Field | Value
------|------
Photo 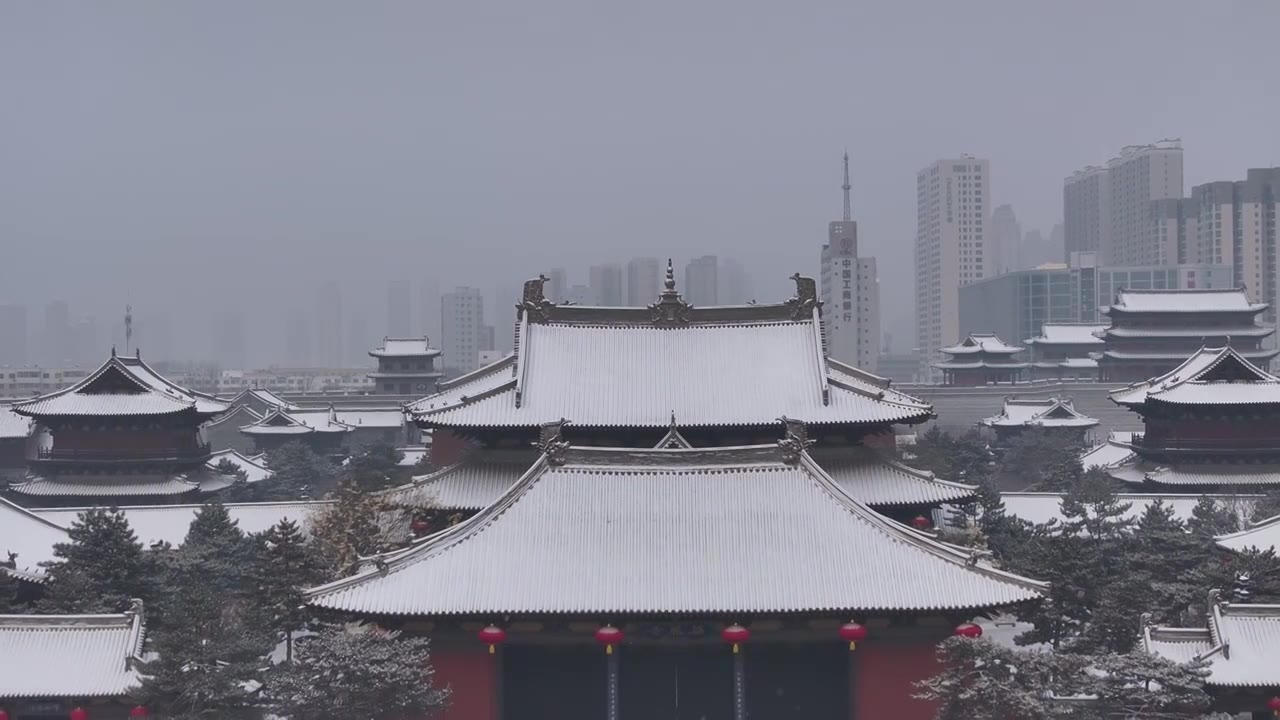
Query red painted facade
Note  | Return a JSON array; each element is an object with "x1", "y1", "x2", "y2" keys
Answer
[
  {"x1": 432, "y1": 644, "x2": 498, "y2": 720},
  {"x1": 429, "y1": 429, "x2": 474, "y2": 467},
  {"x1": 854, "y1": 640, "x2": 942, "y2": 720}
]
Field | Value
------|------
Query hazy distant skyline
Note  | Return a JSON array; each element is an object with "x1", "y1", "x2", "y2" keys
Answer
[{"x1": 3, "y1": 1, "x2": 1279, "y2": 359}]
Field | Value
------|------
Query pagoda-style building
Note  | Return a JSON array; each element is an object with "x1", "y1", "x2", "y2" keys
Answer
[
  {"x1": 7, "y1": 351, "x2": 230, "y2": 506},
  {"x1": 933, "y1": 333, "x2": 1027, "y2": 386},
  {"x1": 369, "y1": 337, "x2": 444, "y2": 396},
  {"x1": 315, "y1": 266, "x2": 1044, "y2": 720},
  {"x1": 1105, "y1": 346, "x2": 1280, "y2": 491},
  {"x1": 1023, "y1": 323, "x2": 1106, "y2": 380},
  {"x1": 980, "y1": 396, "x2": 1099, "y2": 447},
  {"x1": 1095, "y1": 287, "x2": 1277, "y2": 383}
]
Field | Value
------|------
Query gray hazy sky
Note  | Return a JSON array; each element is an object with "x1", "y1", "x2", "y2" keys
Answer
[{"x1": 3, "y1": 0, "x2": 1280, "y2": 362}]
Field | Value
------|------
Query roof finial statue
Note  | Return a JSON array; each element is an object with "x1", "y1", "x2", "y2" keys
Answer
[
  {"x1": 784, "y1": 273, "x2": 820, "y2": 320},
  {"x1": 535, "y1": 418, "x2": 571, "y2": 465},
  {"x1": 520, "y1": 275, "x2": 554, "y2": 323},
  {"x1": 664, "y1": 258, "x2": 676, "y2": 293},
  {"x1": 777, "y1": 416, "x2": 814, "y2": 463},
  {"x1": 648, "y1": 258, "x2": 692, "y2": 327}
]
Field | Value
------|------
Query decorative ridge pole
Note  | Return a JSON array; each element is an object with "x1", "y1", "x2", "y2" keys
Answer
[{"x1": 648, "y1": 259, "x2": 692, "y2": 327}]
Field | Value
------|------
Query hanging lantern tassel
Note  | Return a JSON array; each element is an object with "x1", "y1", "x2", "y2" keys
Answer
[
  {"x1": 839, "y1": 621, "x2": 868, "y2": 652},
  {"x1": 722, "y1": 623, "x2": 750, "y2": 654},
  {"x1": 595, "y1": 625, "x2": 624, "y2": 655}
]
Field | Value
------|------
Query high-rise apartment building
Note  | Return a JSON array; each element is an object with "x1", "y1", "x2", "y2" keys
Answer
[
  {"x1": 915, "y1": 156, "x2": 991, "y2": 378},
  {"x1": 718, "y1": 257, "x2": 751, "y2": 305},
  {"x1": 588, "y1": 264, "x2": 624, "y2": 306},
  {"x1": 1064, "y1": 140, "x2": 1183, "y2": 265},
  {"x1": 626, "y1": 257, "x2": 661, "y2": 306},
  {"x1": 387, "y1": 280, "x2": 412, "y2": 337},
  {"x1": 684, "y1": 255, "x2": 718, "y2": 306},
  {"x1": 441, "y1": 287, "x2": 485, "y2": 375},
  {"x1": 820, "y1": 153, "x2": 880, "y2": 371}
]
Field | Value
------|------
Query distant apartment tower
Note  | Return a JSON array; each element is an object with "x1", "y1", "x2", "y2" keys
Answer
[
  {"x1": 820, "y1": 153, "x2": 880, "y2": 371},
  {"x1": 441, "y1": 287, "x2": 485, "y2": 376},
  {"x1": 684, "y1": 255, "x2": 718, "y2": 306},
  {"x1": 626, "y1": 257, "x2": 661, "y2": 306},
  {"x1": 1064, "y1": 140, "x2": 1183, "y2": 265},
  {"x1": 990, "y1": 204, "x2": 1022, "y2": 275},
  {"x1": 387, "y1": 280, "x2": 412, "y2": 336},
  {"x1": 588, "y1": 264, "x2": 624, "y2": 306},
  {"x1": 915, "y1": 156, "x2": 991, "y2": 378},
  {"x1": 719, "y1": 257, "x2": 751, "y2": 305}
]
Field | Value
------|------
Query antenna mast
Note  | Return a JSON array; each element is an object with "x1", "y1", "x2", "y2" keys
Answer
[
  {"x1": 125, "y1": 305, "x2": 133, "y2": 354},
  {"x1": 842, "y1": 150, "x2": 852, "y2": 222}
]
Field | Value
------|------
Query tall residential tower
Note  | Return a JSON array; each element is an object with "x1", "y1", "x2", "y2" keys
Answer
[{"x1": 820, "y1": 152, "x2": 879, "y2": 372}]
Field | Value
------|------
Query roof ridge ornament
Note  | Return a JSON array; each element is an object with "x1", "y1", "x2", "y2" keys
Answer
[
  {"x1": 784, "y1": 273, "x2": 820, "y2": 321},
  {"x1": 520, "y1": 275, "x2": 555, "y2": 324},
  {"x1": 777, "y1": 416, "x2": 813, "y2": 464},
  {"x1": 535, "y1": 418, "x2": 571, "y2": 465},
  {"x1": 648, "y1": 259, "x2": 692, "y2": 328}
]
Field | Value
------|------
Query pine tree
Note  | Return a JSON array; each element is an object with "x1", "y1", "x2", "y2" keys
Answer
[
  {"x1": 252, "y1": 518, "x2": 327, "y2": 662},
  {"x1": 39, "y1": 508, "x2": 153, "y2": 613},
  {"x1": 1090, "y1": 650, "x2": 1212, "y2": 718},
  {"x1": 915, "y1": 637, "x2": 1088, "y2": 719},
  {"x1": 1188, "y1": 496, "x2": 1240, "y2": 539},
  {"x1": 343, "y1": 443, "x2": 407, "y2": 492},
  {"x1": 265, "y1": 622, "x2": 450, "y2": 720},
  {"x1": 994, "y1": 429, "x2": 1084, "y2": 492},
  {"x1": 261, "y1": 441, "x2": 337, "y2": 500},
  {"x1": 1250, "y1": 488, "x2": 1280, "y2": 524}
]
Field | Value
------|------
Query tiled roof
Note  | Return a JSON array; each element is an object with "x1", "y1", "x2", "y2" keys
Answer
[
  {"x1": 324, "y1": 408, "x2": 405, "y2": 429},
  {"x1": 376, "y1": 449, "x2": 541, "y2": 511},
  {"x1": 0, "y1": 603, "x2": 145, "y2": 698},
  {"x1": 9, "y1": 473, "x2": 202, "y2": 497},
  {"x1": 1079, "y1": 431, "x2": 1137, "y2": 469},
  {"x1": 1110, "y1": 460, "x2": 1280, "y2": 487},
  {"x1": 1110, "y1": 346, "x2": 1280, "y2": 407},
  {"x1": 203, "y1": 403, "x2": 263, "y2": 430},
  {"x1": 370, "y1": 337, "x2": 441, "y2": 358},
  {"x1": 999, "y1": 491, "x2": 1259, "y2": 527},
  {"x1": 32, "y1": 501, "x2": 329, "y2": 548},
  {"x1": 205, "y1": 449, "x2": 273, "y2": 484},
  {"x1": 1099, "y1": 348, "x2": 1280, "y2": 362},
  {"x1": 1108, "y1": 287, "x2": 1265, "y2": 314},
  {"x1": 1217, "y1": 514, "x2": 1280, "y2": 554},
  {"x1": 12, "y1": 354, "x2": 229, "y2": 418},
  {"x1": 240, "y1": 405, "x2": 354, "y2": 436},
  {"x1": 1024, "y1": 323, "x2": 1106, "y2": 346},
  {"x1": 0, "y1": 496, "x2": 69, "y2": 581},
  {"x1": 308, "y1": 444, "x2": 1044, "y2": 616},
  {"x1": 939, "y1": 333, "x2": 1024, "y2": 355},
  {"x1": 1145, "y1": 602, "x2": 1280, "y2": 687},
  {"x1": 1102, "y1": 325, "x2": 1273, "y2": 339},
  {"x1": 406, "y1": 356, "x2": 515, "y2": 414},
  {"x1": 0, "y1": 405, "x2": 33, "y2": 439},
  {"x1": 981, "y1": 397, "x2": 1098, "y2": 429},
  {"x1": 810, "y1": 447, "x2": 977, "y2": 506}
]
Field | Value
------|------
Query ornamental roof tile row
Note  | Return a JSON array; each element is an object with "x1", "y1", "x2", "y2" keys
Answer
[
  {"x1": 307, "y1": 443, "x2": 1043, "y2": 616},
  {"x1": 1106, "y1": 287, "x2": 1266, "y2": 314},
  {"x1": 12, "y1": 354, "x2": 229, "y2": 418},
  {"x1": 981, "y1": 397, "x2": 1099, "y2": 429},
  {"x1": 1109, "y1": 346, "x2": 1280, "y2": 407},
  {"x1": 0, "y1": 604, "x2": 145, "y2": 698},
  {"x1": 8, "y1": 472, "x2": 204, "y2": 498},
  {"x1": 1145, "y1": 602, "x2": 1280, "y2": 688}
]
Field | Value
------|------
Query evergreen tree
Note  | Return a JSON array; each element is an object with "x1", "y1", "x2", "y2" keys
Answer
[
  {"x1": 1127, "y1": 501, "x2": 1204, "y2": 625},
  {"x1": 994, "y1": 429, "x2": 1084, "y2": 492},
  {"x1": 309, "y1": 479, "x2": 398, "y2": 577},
  {"x1": 1189, "y1": 496, "x2": 1240, "y2": 539},
  {"x1": 915, "y1": 637, "x2": 1088, "y2": 719},
  {"x1": 1250, "y1": 488, "x2": 1280, "y2": 524},
  {"x1": 39, "y1": 508, "x2": 153, "y2": 613},
  {"x1": 343, "y1": 443, "x2": 406, "y2": 492},
  {"x1": 261, "y1": 441, "x2": 336, "y2": 500},
  {"x1": 1090, "y1": 651, "x2": 1212, "y2": 718},
  {"x1": 0, "y1": 567, "x2": 23, "y2": 613},
  {"x1": 252, "y1": 518, "x2": 327, "y2": 662},
  {"x1": 266, "y1": 622, "x2": 449, "y2": 720}
]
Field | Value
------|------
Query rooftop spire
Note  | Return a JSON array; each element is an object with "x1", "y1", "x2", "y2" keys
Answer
[
  {"x1": 664, "y1": 258, "x2": 676, "y2": 293},
  {"x1": 842, "y1": 150, "x2": 852, "y2": 222}
]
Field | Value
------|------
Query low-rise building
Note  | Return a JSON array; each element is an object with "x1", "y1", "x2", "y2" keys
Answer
[
  {"x1": 933, "y1": 333, "x2": 1028, "y2": 386},
  {"x1": 1023, "y1": 323, "x2": 1106, "y2": 380},
  {"x1": 368, "y1": 337, "x2": 443, "y2": 397},
  {"x1": 980, "y1": 396, "x2": 1098, "y2": 447}
]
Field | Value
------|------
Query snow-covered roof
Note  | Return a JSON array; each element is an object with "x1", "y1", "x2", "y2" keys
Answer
[
  {"x1": 308, "y1": 442, "x2": 1044, "y2": 616},
  {"x1": 397, "y1": 446, "x2": 428, "y2": 467},
  {"x1": 0, "y1": 496, "x2": 69, "y2": 582},
  {"x1": 1106, "y1": 287, "x2": 1266, "y2": 314},
  {"x1": 0, "y1": 405, "x2": 33, "y2": 439},
  {"x1": 1145, "y1": 602, "x2": 1280, "y2": 688},
  {"x1": 1110, "y1": 346, "x2": 1280, "y2": 407},
  {"x1": 203, "y1": 403, "x2": 263, "y2": 431},
  {"x1": 370, "y1": 337, "x2": 441, "y2": 358},
  {"x1": 0, "y1": 602, "x2": 145, "y2": 698},
  {"x1": 376, "y1": 449, "x2": 541, "y2": 511},
  {"x1": 1024, "y1": 323, "x2": 1107, "y2": 346},
  {"x1": 8, "y1": 473, "x2": 203, "y2": 498},
  {"x1": 205, "y1": 449, "x2": 273, "y2": 484},
  {"x1": 224, "y1": 388, "x2": 298, "y2": 414},
  {"x1": 1079, "y1": 431, "x2": 1137, "y2": 469},
  {"x1": 939, "y1": 333, "x2": 1024, "y2": 356},
  {"x1": 12, "y1": 353, "x2": 229, "y2": 418},
  {"x1": 999, "y1": 491, "x2": 1258, "y2": 527},
  {"x1": 1110, "y1": 460, "x2": 1280, "y2": 488},
  {"x1": 1102, "y1": 325, "x2": 1274, "y2": 339},
  {"x1": 32, "y1": 501, "x2": 330, "y2": 548},
  {"x1": 409, "y1": 275, "x2": 932, "y2": 429},
  {"x1": 322, "y1": 408, "x2": 405, "y2": 429},
  {"x1": 1216, "y1": 514, "x2": 1280, "y2": 554},
  {"x1": 240, "y1": 405, "x2": 354, "y2": 436},
  {"x1": 810, "y1": 446, "x2": 978, "y2": 506},
  {"x1": 981, "y1": 397, "x2": 1099, "y2": 429}
]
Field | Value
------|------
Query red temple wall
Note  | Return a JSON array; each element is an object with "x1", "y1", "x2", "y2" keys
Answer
[
  {"x1": 854, "y1": 639, "x2": 941, "y2": 720},
  {"x1": 430, "y1": 429, "x2": 474, "y2": 467},
  {"x1": 431, "y1": 643, "x2": 498, "y2": 720}
]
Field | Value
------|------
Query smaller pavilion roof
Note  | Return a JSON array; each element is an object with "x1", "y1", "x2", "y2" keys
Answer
[
  {"x1": 201, "y1": 449, "x2": 274, "y2": 492},
  {"x1": 0, "y1": 404, "x2": 34, "y2": 439},
  {"x1": 1079, "y1": 431, "x2": 1137, "y2": 470},
  {"x1": 8, "y1": 472, "x2": 204, "y2": 498},
  {"x1": 0, "y1": 496, "x2": 70, "y2": 582},
  {"x1": 1216, "y1": 514, "x2": 1280, "y2": 554},
  {"x1": 309, "y1": 439, "x2": 1044, "y2": 617},
  {"x1": 371, "y1": 337, "x2": 442, "y2": 358},
  {"x1": 1024, "y1": 323, "x2": 1107, "y2": 346},
  {"x1": 1110, "y1": 346, "x2": 1280, "y2": 407},
  {"x1": 980, "y1": 397, "x2": 1099, "y2": 429},
  {"x1": 1109, "y1": 460, "x2": 1280, "y2": 488},
  {"x1": 0, "y1": 601, "x2": 145, "y2": 699},
  {"x1": 240, "y1": 405, "x2": 354, "y2": 436},
  {"x1": 1105, "y1": 287, "x2": 1266, "y2": 315},
  {"x1": 940, "y1": 333, "x2": 1024, "y2": 356},
  {"x1": 12, "y1": 352, "x2": 229, "y2": 418},
  {"x1": 1145, "y1": 600, "x2": 1280, "y2": 688},
  {"x1": 224, "y1": 388, "x2": 298, "y2": 413}
]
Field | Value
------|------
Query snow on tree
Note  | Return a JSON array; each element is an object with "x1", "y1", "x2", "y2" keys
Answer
[
  {"x1": 309, "y1": 478, "x2": 401, "y2": 577},
  {"x1": 251, "y1": 518, "x2": 327, "y2": 662},
  {"x1": 343, "y1": 442, "x2": 407, "y2": 492},
  {"x1": 265, "y1": 622, "x2": 450, "y2": 720},
  {"x1": 261, "y1": 441, "x2": 337, "y2": 500},
  {"x1": 1089, "y1": 650, "x2": 1212, "y2": 718},
  {"x1": 38, "y1": 508, "x2": 154, "y2": 613}
]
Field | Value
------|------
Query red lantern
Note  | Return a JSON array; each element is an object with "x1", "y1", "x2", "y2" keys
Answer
[
  {"x1": 0, "y1": 709, "x2": 9, "y2": 720},
  {"x1": 595, "y1": 625, "x2": 624, "y2": 655},
  {"x1": 722, "y1": 623, "x2": 750, "y2": 654},
  {"x1": 69, "y1": 708, "x2": 89, "y2": 720},
  {"x1": 839, "y1": 622, "x2": 868, "y2": 651},
  {"x1": 911, "y1": 515, "x2": 931, "y2": 530},
  {"x1": 954, "y1": 622, "x2": 983, "y2": 638},
  {"x1": 410, "y1": 519, "x2": 429, "y2": 535},
  {"x1": 129, "y1": 707, "x2": 149, "y2": 718},
  {"x1": 1268, "y1": 696, "x2": 1280, "y2": 716},
  {"x1": 477, "y1": 624, "x2": 507, "y2": 655}
]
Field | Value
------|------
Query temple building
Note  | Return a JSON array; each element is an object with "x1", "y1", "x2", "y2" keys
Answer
[
  {"x1": 1144, "y1": 596, "x2": 1280, "y2": 717},
  {"x1": 201, "y1": 388, "x2": 298, "y2": 455},
  {"x1": 1095, "y1": 287, "x2": 1276, "y2": 383},
  {"x1": 0, "y1": 601, "x2": 147, "y2": 719},
  {"x1": 932, "y1": 333, "x2": 1027, "y2": 386},
  {"x1": 314, "y1": 266, "x2": 1044, "y2": 720},
  {"x1": 1105, "y1": 346, "x2": 1280, "y2": 491},
  {"x1": 980, "y1": 396, "x2": 1099, "y2": 447},
  {"x1": 1023, "y1": 323, "x2": 1106, "y2": 380},
  {"x1": 6, "y1": 351, "x2": 231, "y2": 506},
  {"x1": 0, "y1": 404, "x2": 34, "y2": 480},
  {"x1": 369, "y1": 337, "x2": 444, "y2": 397},
  {"x1": 238, "y1": 405, "x2": 411, "y2": 458}
]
